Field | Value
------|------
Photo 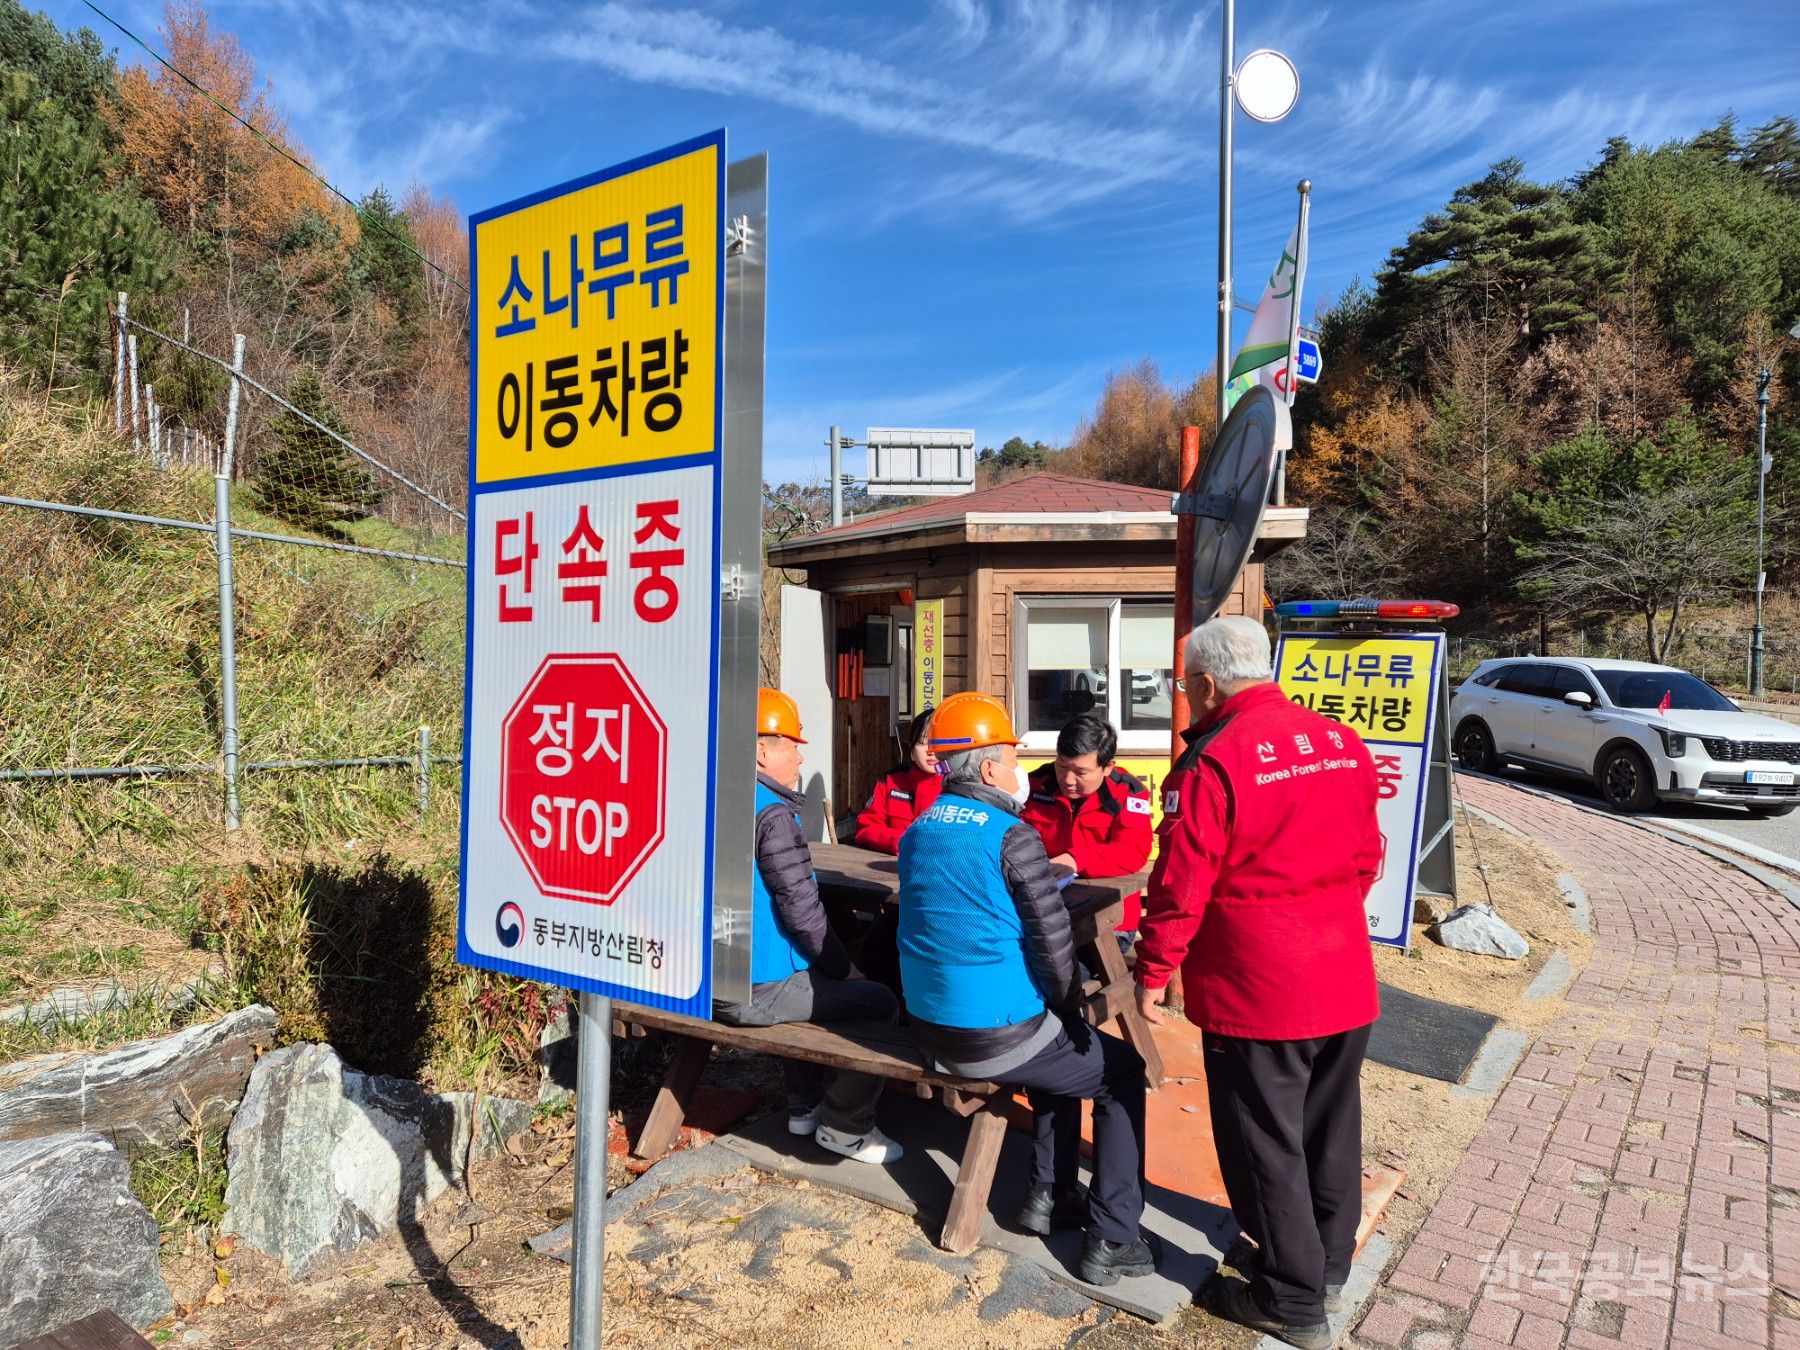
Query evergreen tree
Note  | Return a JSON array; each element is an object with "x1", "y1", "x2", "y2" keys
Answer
[
  {"x1": 1375, "y1": 158, "x2": 1609, "y2": 351},
  {"x1": 254, "y1": 367, "x2": 382, "y2": 530},
  {"x1": 1742, "y1": 115, "x2": 1800, "y2": 198},
  {"x1": 347, "y1": 186, "x2": 422, "y2": 327},
  {"x1": 0, "y1": 66, "x2": 167, "y2": 388}
]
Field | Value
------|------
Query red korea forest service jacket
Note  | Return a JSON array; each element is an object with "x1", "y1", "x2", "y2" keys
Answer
[
  {"x1": 854, "y1": 765, "x2": 944, "y2": 855},
  {"x1": 1021, "y1": 764, "x2": 1154, "y2": 930},
  {"x1": 1137, "y1": 682, "x2": 1383, "y2": 1040}
]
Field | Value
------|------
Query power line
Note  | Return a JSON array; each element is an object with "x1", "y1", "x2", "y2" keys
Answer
[{"x1": 80, "y1": 0, "x2": 469, "y2": 295}]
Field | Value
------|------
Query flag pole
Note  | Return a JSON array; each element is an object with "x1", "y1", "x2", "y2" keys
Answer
[
  {"x1": 1277, "y1": 179, "x2": 1310, "y2": 507},
  {"x1": 1216, "y1": 0, "x2": 1235, "y2": 436}
]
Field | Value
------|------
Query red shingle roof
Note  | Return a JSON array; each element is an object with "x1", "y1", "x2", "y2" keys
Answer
[{"x1": 815, "y1": 472, "x2": 1170, "y2": 538}]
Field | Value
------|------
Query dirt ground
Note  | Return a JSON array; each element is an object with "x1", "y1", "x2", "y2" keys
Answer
[{"x1": 143, "y1": 808, "x2": 1584, "y2": 1350}]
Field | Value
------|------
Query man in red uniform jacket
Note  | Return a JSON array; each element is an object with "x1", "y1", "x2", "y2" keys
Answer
[
  {"x1": 1022, "y1": 713, "x2": 1154, "y2": 934},
  {"x1": 1136, "y1": 616, "x2": 1382, "y2": 1350}
]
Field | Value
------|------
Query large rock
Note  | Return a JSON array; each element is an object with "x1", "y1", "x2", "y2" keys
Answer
[
  {"x1": 222, "y1": 1043, "x2": 535, "y2": 1274},
  {"x1": 1429, "y1": 904, "x2": 1530, "y2": 960},
  {"x1": 0, "y1": 1133, "x2": 173, "y2": 1344},
  {"x1": 0, "y1": 1005, "x2": 277, "y2": 1152}
]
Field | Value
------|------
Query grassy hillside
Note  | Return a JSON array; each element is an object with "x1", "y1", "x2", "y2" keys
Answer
[{"x1": 0, "y1": 383, "x2": 544, "y2": 1093}]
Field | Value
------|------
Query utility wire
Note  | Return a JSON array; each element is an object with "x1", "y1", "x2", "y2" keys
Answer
[{"x1": 81, "y1": 0, "x2": 469, "y2": 295}]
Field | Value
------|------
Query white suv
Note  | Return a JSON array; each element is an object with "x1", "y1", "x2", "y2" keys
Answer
[{"x1": 1451, "y1": 656, "x2": 1800, "y2": 816}]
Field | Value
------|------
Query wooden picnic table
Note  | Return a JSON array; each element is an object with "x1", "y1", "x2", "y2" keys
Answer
[{"x1": 809, "y1": 842, "x2": 1165, "y2": 1088}]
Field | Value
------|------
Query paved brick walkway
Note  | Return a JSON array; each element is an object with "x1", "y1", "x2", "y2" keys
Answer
[{"x1": 1352, "y1": 777, "x2": 1800, "y2": 1350}]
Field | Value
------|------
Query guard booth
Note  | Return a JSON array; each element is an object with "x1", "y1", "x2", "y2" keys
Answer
[{"x1": 767, "y1": 471, "x2": 1308, "y2": 836}]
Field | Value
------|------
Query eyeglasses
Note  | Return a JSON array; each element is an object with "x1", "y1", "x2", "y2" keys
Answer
[{"x1": 1174, "y1": 675, "x2": 1196, "y2": 693}]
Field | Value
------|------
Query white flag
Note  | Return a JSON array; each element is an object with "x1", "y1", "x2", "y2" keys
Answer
[{"x1": 1225, "y1": 216, "x2": 1308, "y2": 412}]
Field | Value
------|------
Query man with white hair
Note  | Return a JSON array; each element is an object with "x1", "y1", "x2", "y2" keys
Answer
[{"x1": 1135, "y1": 616, "x2": 1382, "y2": 1350}]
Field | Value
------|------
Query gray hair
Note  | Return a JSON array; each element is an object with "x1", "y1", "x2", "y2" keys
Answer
[
  {"x1": 940, "y1": 742, "x2": 1005, "y2": 789},
  {"x1": 1184, "y1": 615, "x2": 1273, "y2": 687}
]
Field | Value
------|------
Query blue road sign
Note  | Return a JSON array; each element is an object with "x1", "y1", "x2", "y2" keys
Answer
[{"x1": 1295, "y1": 338, "x2": 1322, "y2": 384}]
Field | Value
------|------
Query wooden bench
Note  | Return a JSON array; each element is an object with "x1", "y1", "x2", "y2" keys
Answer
[
  {"x1": 809, "y1": 843, "x2": 1165, "y2": 1088},
  {"x1": 614, "y1": 1003, "x2": 1012, "y2": 1254}
]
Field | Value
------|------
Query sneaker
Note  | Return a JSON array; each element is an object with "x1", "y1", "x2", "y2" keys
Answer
[
  {"x1": 814, "y1": 1124, "x2": 904, "y2": 1164},
  {"x1": 1014, "y1": 1182, "x2": 1090, "y2": 1235},
  {"x1": 787, "y1": 1106, "x2": 822, "y2": 1136},
  {"x1": 1077, "y1": 1234, "x2": 1157, "y2": 1286},
  {"x1": 1325, "y1": 1282, "x2": 1344, "y2": 1315},
  {"x1": 1205, "y1": 1279, "x2": 1331, "y2": 1350}
]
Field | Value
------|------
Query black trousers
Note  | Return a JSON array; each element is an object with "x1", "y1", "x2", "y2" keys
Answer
[
  {"x1": 1007, "y1": 1019, "x2": 1146, "y2": 1245},
  {"x1": 1203, "y1": 1023, "x2": 1370, "y2": 1325}
]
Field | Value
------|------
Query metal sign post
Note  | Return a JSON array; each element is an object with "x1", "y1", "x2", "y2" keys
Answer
[{"x1": 460, "y1": 131, "x2": 762, "y2": 1348}]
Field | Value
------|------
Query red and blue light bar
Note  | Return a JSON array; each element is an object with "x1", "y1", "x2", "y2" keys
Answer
[{"x1": 1273, "y1": 598, "x2": 1460, "y2": 620}]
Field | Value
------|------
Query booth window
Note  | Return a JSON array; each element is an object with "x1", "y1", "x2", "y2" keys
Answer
[{"x1": 1017, "y1": 598, "x2": 1173, "y2": 749}]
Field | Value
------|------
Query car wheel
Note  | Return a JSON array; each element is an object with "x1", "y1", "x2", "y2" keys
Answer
[
  {"x1": 1749, "y1": 804, "x2": 1797, "y2": 818},
  {"x1": 1453, "y1": 719, "x2": 1497, "y2": 774},
  {"x1": 1598, "y1": 746, "x2": 1658, "y2": 813}
]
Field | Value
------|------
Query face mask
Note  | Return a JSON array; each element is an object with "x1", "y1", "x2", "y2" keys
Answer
[{"x1": 1008, "y1": 763, "x2": 1032, "y2": 808}]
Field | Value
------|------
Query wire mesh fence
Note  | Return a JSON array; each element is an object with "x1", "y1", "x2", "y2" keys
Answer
[{"x1": 0, "y1": 293, "x2": 468, "y2": 829}]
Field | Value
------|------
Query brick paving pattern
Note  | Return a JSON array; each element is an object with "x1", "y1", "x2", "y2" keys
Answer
[{"x1": 1352, "y1": 777, "x2": 1800, "y2": 1350}]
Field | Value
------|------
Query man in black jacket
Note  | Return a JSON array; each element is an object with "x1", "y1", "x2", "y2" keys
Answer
[
  {"x1": 896, "y1": 691, "x2": 1152, "y2": 1285},
  {"x1": 715, "y1": 689, "x2": 903, "y2": 1165}
]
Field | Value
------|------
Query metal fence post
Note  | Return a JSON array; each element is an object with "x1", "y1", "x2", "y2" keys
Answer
[
  {"x1": 416, "y1": 724, "x2": 431, "y2": 819},
  {"x1": 127, "y1": 333, "x2": 141, "y2": 452},
  {"x1": 114, "y1": 293, "x2": 127, "y2": 434},
  {"x1": 147, "y1": 386, "x2": 160, "y2": 467},
  {"x1": 216, "y1": 334, "x2": 247, "y2": 830}
]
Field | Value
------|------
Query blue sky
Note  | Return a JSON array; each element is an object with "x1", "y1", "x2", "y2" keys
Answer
[{"x1": 49, "y1": 0, "x2": 1800, "y2": 484}]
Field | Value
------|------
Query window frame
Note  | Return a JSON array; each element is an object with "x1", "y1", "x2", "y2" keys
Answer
[{"x1": 1012, "y1": 594, "x2": 1174, "y2": 754}]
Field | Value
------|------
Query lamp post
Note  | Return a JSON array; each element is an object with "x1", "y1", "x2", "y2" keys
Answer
[
  {"x1": 1753, "y1": 367, "x2": 1771, "y2": 696},
  {"x1": 1215, "y1": 1, "x2": 1299, "y2": 431},
  {"x1": 1751, "y1": 319, "x2": 1800, "y2": 698}
]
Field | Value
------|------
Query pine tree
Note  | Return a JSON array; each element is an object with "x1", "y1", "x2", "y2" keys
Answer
[
  {"x1": 254, "y1": 367, "x2": 382, "y2": 530},
  {"x1": 0, "y1": 18, "x2": 168, "y2": 390},
  {"x1": 1375, "y1": 158, "x2": 1609, "y2": 351}
]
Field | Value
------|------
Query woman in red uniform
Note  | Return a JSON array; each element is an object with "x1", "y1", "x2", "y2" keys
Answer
[{"x1": 853, "y1": 708, "x2": 942, "y2": 853}]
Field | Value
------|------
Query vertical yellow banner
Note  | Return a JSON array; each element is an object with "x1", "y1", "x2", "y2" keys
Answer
[{"x1": 914, "y1": 600, "x2": 944, "y2": 711}]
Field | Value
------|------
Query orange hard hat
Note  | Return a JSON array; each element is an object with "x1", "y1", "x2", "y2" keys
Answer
[
  {"x1": 926, "y1": 691, "x2": 1018, "y2": 752},
  {"x1": 756, "y1": 687, "x2": 807, "y2": 742}
]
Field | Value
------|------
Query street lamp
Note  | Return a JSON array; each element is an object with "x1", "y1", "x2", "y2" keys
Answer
[
  {"x1": 1750, "y1": 317, "x2": 1800, "y2": 697},
  {"x1": 1216, "y1": 7, "x2": 1299, "y2": 432}
]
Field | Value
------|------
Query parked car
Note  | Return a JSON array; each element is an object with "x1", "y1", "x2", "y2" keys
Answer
[{"x1": 1450, "y1": 656, "x2": 1800, "y2": 816}]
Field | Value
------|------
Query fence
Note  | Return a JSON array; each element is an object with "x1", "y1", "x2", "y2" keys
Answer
[
  {"x1": 1448, "y1": 631, "x2": 1800, "y2": 696},
  {"x1": 0, "y1": 292, "x2": 469, "y2": 828}
]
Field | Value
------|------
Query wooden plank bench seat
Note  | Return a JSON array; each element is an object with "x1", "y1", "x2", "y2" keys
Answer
[{"x1": 613, "y1": 1002, "x2": 1013, "y2": 1253}]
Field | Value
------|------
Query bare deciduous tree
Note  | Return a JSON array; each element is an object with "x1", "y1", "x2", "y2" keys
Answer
[{"x1": 1519, "y1": 474, "x2": 1757, "y2": 661}]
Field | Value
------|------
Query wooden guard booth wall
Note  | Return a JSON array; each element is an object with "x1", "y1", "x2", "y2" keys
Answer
[{"x1": 767, "y1": 472, "x2": 1308, "y2": 835}]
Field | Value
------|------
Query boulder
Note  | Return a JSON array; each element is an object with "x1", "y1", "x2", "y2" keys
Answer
[
  {"x1": 0, "y1": 1005, "x2": 278, "y2": 1152},
  {"x1": 222, "y1": 1043, "x2": 534, "y2": 1274},
  {"x1": 1429, "y1": 904, "x2": 1530, "y2": 960},
  {"x1": 538, "y1": 1003, "x2": 576, "y2": 1107},
  {"x1": 1412, "y1": 890, "x2": 1457, "y2": 925},
  {"x1": 0, "y1": 1133, "x2": 173, "y2": 1344}
]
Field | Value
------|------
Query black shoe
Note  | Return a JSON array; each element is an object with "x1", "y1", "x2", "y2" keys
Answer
[
  {"x1": 1231, "y1": 1243, "x2": 1344, "y2": 1314},
  {"x1": 1205, "y1": 1279, "x2": 1331, "y2": 1350},
  {"x1": 1014, "y1": 1182, "x2": 1090, "y2": 1235},
  {"x1": 1078, "y1": 1234, "x2": 1157, "y2": 1286}
]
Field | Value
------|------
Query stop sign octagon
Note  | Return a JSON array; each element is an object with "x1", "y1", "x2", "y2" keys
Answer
[{"x1": 499, "y1": 654, "x2": 668, "y2": 904}]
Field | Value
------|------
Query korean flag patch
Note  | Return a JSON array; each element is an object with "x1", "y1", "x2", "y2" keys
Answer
[
  {"x1": 1126, "y1": 796, "x2": 1151, "y2": 815},
  {"x1": 1162, "y1": 790, "x2": 1181, "y2": 816}
]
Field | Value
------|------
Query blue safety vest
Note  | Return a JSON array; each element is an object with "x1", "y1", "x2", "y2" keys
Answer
[
  {"x1": 898, "y1": 792, "x2": 1047, "y2": 1029},
  {"x1": 750, "y1": 779, "x2": 812, "y2": 984}
]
